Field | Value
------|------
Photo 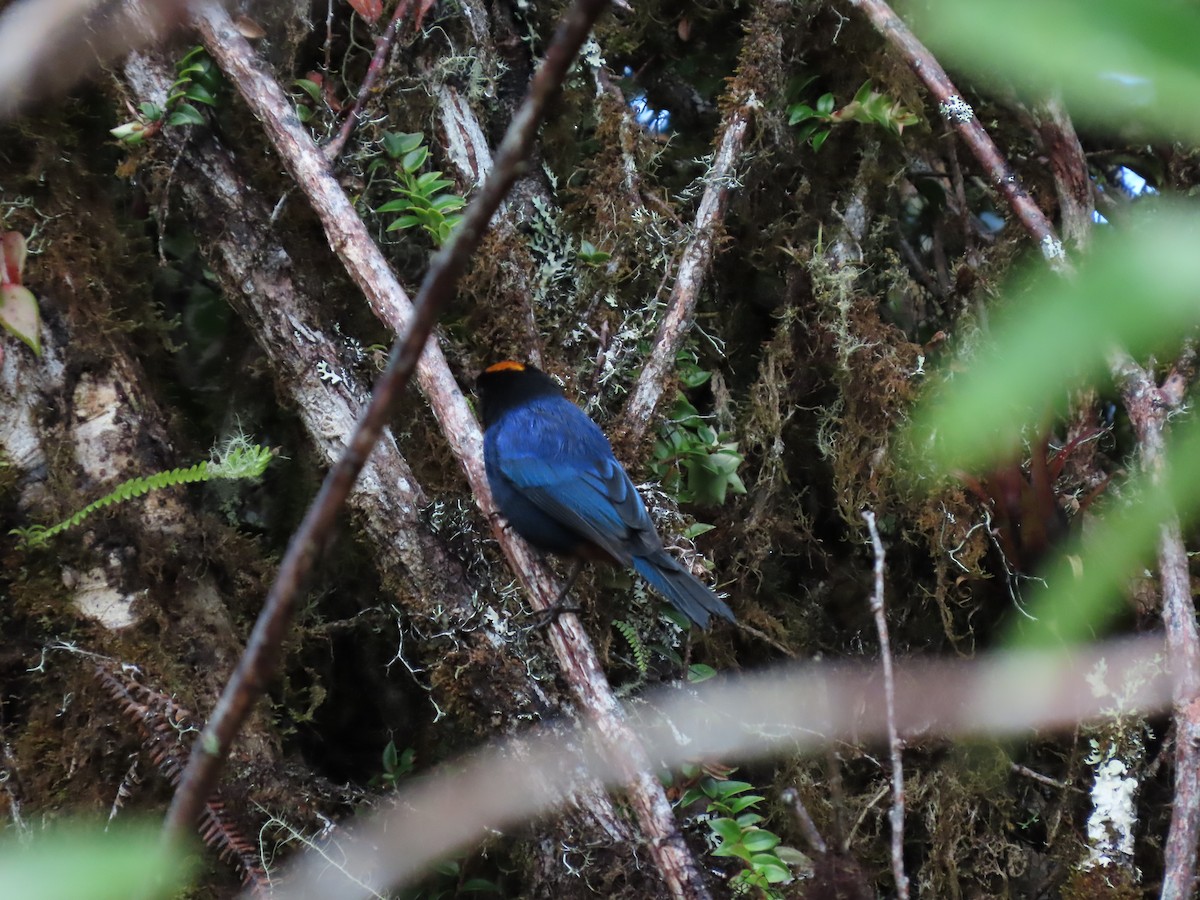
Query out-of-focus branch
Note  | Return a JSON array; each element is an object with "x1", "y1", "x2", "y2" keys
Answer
[
  {"x1": 863, "y1": 510, "x2": 908, "y2": 900},
  {"x1": 0, "y1": 0, "x2": 190, "y2": 118},
  {"x1": 845, "y1": 0, "x2": 1070, "y2": 273},
  {"x1": 166, "y1": 4, "x2": 711, "y2": 897},
  {"x1": 274, "y1": 634, "x2": 1174, "y2": 899}
]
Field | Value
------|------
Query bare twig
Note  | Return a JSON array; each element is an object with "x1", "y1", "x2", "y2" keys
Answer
[
  {"x1": 1011, "y1": 762, "x2": 1076, "y2": 793},
  {"x1": 162, "y1": 0, "x2": 618, "y2": 847},
  {"x1": 780, "y1": 787, "x2": 828, "y2": 855},
  {"x1": 324, "y1": 0, "x2": 412, "y2": 161},
  {"x1": 619, "y1": 96, "x2": 756, "y2": 442},
  {"x1": 863, "y1": 510, "x2": 908, "y2": 900},
  {"x1": 844, "y1": 0, "x2": 1070, "y2": 273}
]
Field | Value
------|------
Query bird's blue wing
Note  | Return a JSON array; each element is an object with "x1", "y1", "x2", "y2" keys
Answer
[{"x1": 496, "y1": 403, "x2": 658, "y2": 561}]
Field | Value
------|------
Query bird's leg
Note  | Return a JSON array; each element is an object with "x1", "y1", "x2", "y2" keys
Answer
[{"x1": 530, "y1": 560, "x2": 585, "y2": 628}]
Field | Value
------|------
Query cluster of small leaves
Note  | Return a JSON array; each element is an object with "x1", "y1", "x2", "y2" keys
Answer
[
  {"x1": 788, "y1": 79, "x2": 920, "y2": 151},
  {"x1": 0, "y1": 231, "x2": 39, "y2": 355},
  {"x1": 375, "y1": 132, "x2": 466, "y2": 247},
  {"x1": 375, "y1": 740, "x2": 417, "y2": 789},
  {"x1": 111, "y1": 46, "x2": 222, "y2": 145},
  {"x1": 680, "y1": 775, "x2": 798, "y2": 896},
  {"x1": 651, "y1": 355, "x2": 746, "y2": 508},
  {"x1": 11, "y1": 440, "x2": 273, "y2": 548}
]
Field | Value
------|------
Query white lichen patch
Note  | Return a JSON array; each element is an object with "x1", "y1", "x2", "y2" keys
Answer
[
  {"x1": 938, "y1": 95, "x2": 974, "y2": 123},
  {"x1": 72, "y1": 372, "x2": 127, "y2": 482},
  {"x1": 66, "y1": 566, "x2": 140, "y2": 630},
  {"x1": 1084, "y1": 750, "x2": 1138, "y2": 870}
]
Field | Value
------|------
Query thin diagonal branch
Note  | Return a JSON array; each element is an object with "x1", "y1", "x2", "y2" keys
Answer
[
  {"x1": 324, "y1": 0, "x2": 412, "y2": 161},
  {"x1": 619, "y1": 96, "x2": 755, "y2": 442},
  {"x1": 165, "y1": 6, "x2": 707, "y2": 897},
  {"x1": 845, "y1": 0, "x2": 1070, "y2": 273},
  {"x1": 163, "y1": 0, "x2": 612, "y2": 846}
]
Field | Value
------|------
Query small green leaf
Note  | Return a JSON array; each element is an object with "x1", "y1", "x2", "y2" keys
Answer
[
  {"x1": 402, "y1": 146, "x2": 429, "y2": 173},
  {"x1": 415, "y1": 171, "x2": 453, "y2": 192},
  {"x1": 678, "y1": 787, "x2": 705, "y2": 807},
  {"x1": 383, "y1": 131, "x2": 424, "y2": 158},
  {"x1": 165, "y1": 103, "x2": 206, "y2": 127},
  {"x1": 742, "y1": 829, "x2": 781, "y2": 852},
  {"x1": 294, "y1": 78, "x2": 323, "y2": 104},
  {"x1": 430, "y1": 194, "x2": 465, "y2": 213},
  {"x1": 184, "y1": 83, "x2": 217, "y2": 106},
  {"x1": 708, "y1": 817, "x2": 746, "y2": 842},
  {"x1": 725, "y1": 796, "x2": 765, "y2": 815},
  {"x1": 816, "y1": 92, "x2": 836, "y2": 115},
  {"x1": 710, "y1": 780, "x2": 755, "y2": 798},
  {"x1": 752, "y1": 858, "x2": 792, "y2": 883},
  {"x1": 176, "y1": 45, "x2": 206, "y2": 68},
  {"x1": 687, "y1": 663, "x2": 717, "y2": 683},
  {"x1": 387, "y1": 215, "x2": 423, "y2": 231},
  {"x1": 811, "y1": 128, "x2": 832, "y2": 151},
  {"x1": 138, "y1": 102, "x2": 163, "y2": 120},
  {"x1": 787, "y1": 103, "x2": 816, "y2": 125}
]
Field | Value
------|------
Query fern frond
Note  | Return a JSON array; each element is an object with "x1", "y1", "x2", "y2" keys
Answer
[
  {"x1": 614, "y1": 619, "x2": 650, "y2": 676},
  {"x1": 11, "y1": 442, "x2": 274, "y2": 549}
]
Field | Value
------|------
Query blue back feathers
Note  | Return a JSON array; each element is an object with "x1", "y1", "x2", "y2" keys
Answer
[{"x1": 479, "y1": 363, "x2": 734, "y2": 628}]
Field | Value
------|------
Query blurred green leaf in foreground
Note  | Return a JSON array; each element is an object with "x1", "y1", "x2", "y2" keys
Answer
[
  {"x1": 904, "y1": 0, "x2": 1200, "y2": 646},
  {"x1": 0, "y1": 823, "x2": 191, "y2": 900},
  {"x1": 913, "y1": 0, "x2": 1200, "y2": 142}
]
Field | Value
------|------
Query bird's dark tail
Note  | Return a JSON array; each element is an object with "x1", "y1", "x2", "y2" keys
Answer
[{"x1": 632, "y1": 552, "x2": 735, "y2": 629}]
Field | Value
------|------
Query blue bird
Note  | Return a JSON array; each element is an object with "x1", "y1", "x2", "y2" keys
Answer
[{"x1": 477, "y1": 361, "x2": 735, "y2": 629}]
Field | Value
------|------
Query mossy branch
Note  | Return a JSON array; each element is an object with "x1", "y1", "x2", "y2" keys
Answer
[{"x1": 11, "y1": 441, "x2": 274, "y2": 549}]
